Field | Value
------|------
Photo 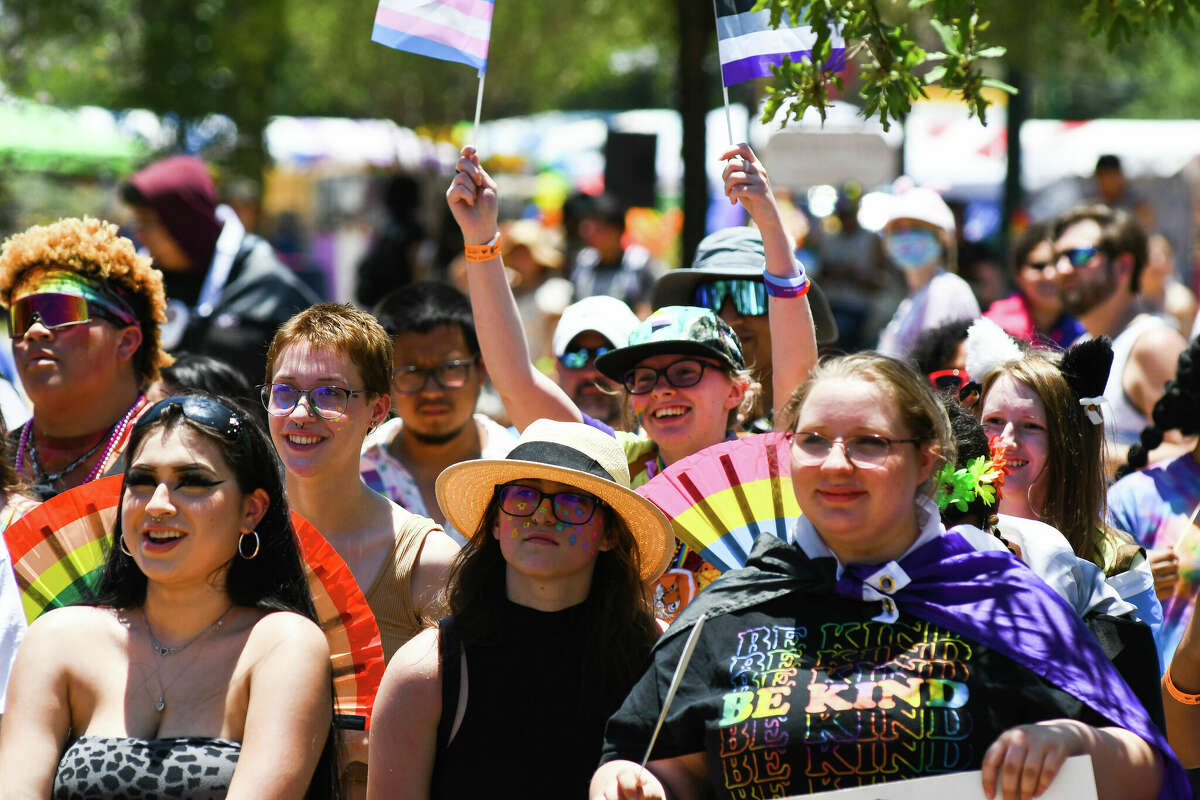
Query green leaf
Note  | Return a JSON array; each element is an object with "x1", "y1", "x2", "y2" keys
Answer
[{"x1": 981, "y1": 77, "x2": 1018, "y2": 93}]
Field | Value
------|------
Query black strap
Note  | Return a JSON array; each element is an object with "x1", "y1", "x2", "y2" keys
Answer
[{"x1": 435, "y1": 616, "x2": 462, "y2": 752}]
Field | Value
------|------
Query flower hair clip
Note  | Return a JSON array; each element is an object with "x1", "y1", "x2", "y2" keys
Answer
[{"x1": 935, "y1": 441, "x2": 1009, "y2": 513}]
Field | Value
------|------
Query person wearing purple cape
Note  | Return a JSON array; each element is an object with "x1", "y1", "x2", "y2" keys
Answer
[{"x1": 592, "y1": 353, "x2": 1185, "y2": 800}]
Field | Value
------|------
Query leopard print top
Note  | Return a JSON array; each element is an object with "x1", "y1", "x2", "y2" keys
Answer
[{"x1": 53, "y1": 736, "x2": 240, "y2": 799}]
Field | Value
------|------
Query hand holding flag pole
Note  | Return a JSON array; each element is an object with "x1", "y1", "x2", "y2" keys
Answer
[{"x1": 371, "y1": 0, "x2": 494, "y2": 146}]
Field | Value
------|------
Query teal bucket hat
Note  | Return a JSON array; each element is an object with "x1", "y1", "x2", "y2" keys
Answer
[{"x1": 594, "y1": 305, "x2": 744, "y2": 383}]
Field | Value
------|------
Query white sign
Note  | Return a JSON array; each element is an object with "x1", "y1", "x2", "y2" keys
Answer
[{"x1": 784, "y1": 754, "x2": 1097, "y2": 799}]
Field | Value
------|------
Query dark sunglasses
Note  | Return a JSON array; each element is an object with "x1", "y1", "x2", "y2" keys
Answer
[
  {"x1": 558, "y1": 345, "x2": 612, "y2": 370},
  {"x1": 260, "y1": 383, "x2": 363, "y2": 420},
  {"x1": 1058, "y1": 247, "x2": 1100, "y2": 268},
  {"x1": 693, "y1": 279, "x2": 767, "y2": 317},
  {"x1": 136, "y1": 395, "x2": 243, "y2": 441},
  {"x1": 928, "y1": 368, "x2": 970, "y2": 394},
  {"x1": 8, "y1": 293, "x2": 132, "y2": 338},
  {"x1": 392, "y1": 357, "x2": 478, "y2": 394},
  {"x1": 497, "y1": 483, "x2": 600, "y2": 525}
]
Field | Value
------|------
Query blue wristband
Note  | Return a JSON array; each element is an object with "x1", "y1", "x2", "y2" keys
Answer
[{"x1": 762, "y1": 267, "x2": 810, "y2": 298}]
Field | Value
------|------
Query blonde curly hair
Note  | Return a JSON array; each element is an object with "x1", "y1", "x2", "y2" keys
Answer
[{"x1": 0, "y1": 217, "x2": 172, "y2": 384}]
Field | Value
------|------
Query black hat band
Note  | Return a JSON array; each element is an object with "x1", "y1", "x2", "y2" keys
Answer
[{"x1": 505, "y1": 441, "x2": 616, "y2": 483}]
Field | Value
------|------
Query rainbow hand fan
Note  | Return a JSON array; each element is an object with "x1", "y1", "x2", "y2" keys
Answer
[
  {"x1": 637, "y1": 432, "x2": 801, "y2": 572},
  {"x1": 3, "y1": 478, "x2": 385, "y2": 730},
  {"x1": 4, "y1": 475, "x2": 124, "y2": 621}
]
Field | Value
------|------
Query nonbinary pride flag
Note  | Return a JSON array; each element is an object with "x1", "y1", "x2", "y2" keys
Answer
[
  {"x1": 715, "y1": 0, "x2": 844, "y2": 87},
  {"x1": 372, "y1": 0, "x2": 494, "y2": 74}
]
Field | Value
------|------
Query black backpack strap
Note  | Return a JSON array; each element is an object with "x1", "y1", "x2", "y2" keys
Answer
[{"x1": 435, "y1": 616, "x2": 463, "y2": 752}]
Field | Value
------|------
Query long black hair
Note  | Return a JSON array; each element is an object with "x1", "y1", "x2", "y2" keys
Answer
[
  {"x1": 90, "y1": 394, "x2": 339, "y2": 800},
  {"x1": 1117, "y1": 335, "x2": 1200, "y2": 480},
  {"x1": 92, "y1": 395, "x2": 311, "y2": 614},
  {"x1": 447, "y1": 490, "x2": 658, "y2": 704}
]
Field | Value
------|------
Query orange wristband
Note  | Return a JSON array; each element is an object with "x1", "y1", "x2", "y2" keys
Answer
[
  {"x1": 464, "y1": 232, "x2": 502, "y2": 262},
  {"x1": 1164, "y1": 668, "x2": 1200, "y2": 705}
]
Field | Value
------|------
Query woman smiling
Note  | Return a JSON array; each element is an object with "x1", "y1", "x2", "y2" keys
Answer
[
  {"x1": 592, "y1": 354, "x2": 1182, "y2": 800},
  {"x1": 0, "y1": 395, "x2": 337, "y2": 799}
]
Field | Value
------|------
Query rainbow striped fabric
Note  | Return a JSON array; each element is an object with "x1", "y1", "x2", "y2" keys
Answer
[
  {"x1": 638, "y1": 432, "x2": 802, "y2": 573},
  {"x1": 715, "y1": 0, "x2": 844, "y2": 87},
  {"x1": 371, "y1": 0, "x2": 494, "y2": 74}
]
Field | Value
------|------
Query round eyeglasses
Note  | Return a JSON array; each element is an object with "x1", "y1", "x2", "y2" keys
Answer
[
  {"x1": 789, "y1": 431, "x2": 920, "y2": 469},
  {"x1": 259, "y1": 383, "x2": 363, "y2": 420}
]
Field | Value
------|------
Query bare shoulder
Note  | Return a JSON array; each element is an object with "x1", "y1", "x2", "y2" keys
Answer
[
  {"x1": 418, "y1": 528, "x2": 460, "y2": 568},
  {"x1": 245, "y1": 609, "x2": 329, "y2": 659},
  {"x1": 381, "y1": 626, "x2": 441, "y2": 689},
  {"x1": 1132, "y1": 321, "x2": 1186, "y2": 365},
  {"x1": 28, "y1": 604, "x2": 123, "y2": 641}
]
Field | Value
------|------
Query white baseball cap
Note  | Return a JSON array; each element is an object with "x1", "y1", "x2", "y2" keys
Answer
[
  {"x1": 885, "y1": 186, "x2": 956, "y2": 234},
  {"x1": 552, "y1": 295, "x2": 641, "y2": 357}
]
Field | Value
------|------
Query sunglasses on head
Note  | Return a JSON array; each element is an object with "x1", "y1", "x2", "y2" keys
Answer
[
  {"x1": 928, "y1": 368, "x2": 971, "y2": 394},
  {"x1": 693, "y1": 279, "x2": 767, "y2": 317},
  {"x1": 558, "y1": 345, "x2": 612, "y2": 370},
  {"x1": 136, "y1": 395, "x2": 243, "y2": 441},
  {"x1": 7, "y1": 293, "x2": 134, "y2": 338}
]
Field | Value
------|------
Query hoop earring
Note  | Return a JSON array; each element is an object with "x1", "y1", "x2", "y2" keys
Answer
[
  {"x1": 238, "y1": 531, "x2": 260, "y2": 560},
  {"x1": 119, "y1": 536, "x2": 133, "y2": 557}
]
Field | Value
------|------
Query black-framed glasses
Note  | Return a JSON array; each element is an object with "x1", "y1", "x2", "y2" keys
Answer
[
  {"x1": 693, "y1": 279, "x2": 767, "y2": 317},
  {"x1": 623, "y1": 359, "x2": 714, "y2": 395},
  {"x1": 497, "y1": 483, "x2": 600, "y2": 525},
  {"x1": 392, "y1": 357, "x2": 478, "y2": 394},
  {"x1": 1058, "y1": 247, "x2": 1100, "y2": 268},
  {"x1": 259, "y1": 383, "x2": 363, "y2": 420},
  {"x1": 136, "y1": 395, "x2": 243, "y2": 441},
  {"x1": 789, "y1": 431, "x2": 920, "y2": 469},
  {"x1": 558, "y1": 346, "x2": 612, "y2": 371}
]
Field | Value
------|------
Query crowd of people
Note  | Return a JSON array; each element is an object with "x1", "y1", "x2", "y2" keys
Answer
[{"x1": 0, "y1": 141, "x2": 1198, "y2": 800}]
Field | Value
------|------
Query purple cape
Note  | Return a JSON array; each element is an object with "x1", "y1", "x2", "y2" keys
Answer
[{"x1": 833, "y1": 531, "x2": 1188, "y2": 800}]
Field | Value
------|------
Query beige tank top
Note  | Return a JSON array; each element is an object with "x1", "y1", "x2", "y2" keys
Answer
[{"x1": 363, "y1": 510, "x2": 448, "y2": 662}]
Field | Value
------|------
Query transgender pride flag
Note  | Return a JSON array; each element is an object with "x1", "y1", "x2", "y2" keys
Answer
[
  {"x1": 715, "y1": 0, "x2": 843, "y2": 87},
  {"x1": 371, "y1": 0, "x2": 494, "y2": 74}
]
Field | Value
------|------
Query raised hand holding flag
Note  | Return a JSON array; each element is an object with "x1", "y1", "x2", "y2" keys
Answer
[{"x1": 371, "y1": 0, "x2": 495, "y2": 139}]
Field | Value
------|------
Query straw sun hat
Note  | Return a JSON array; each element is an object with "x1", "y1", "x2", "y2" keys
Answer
[{"x1": 435, "y1": 419, "x2": 674, "y2": 582}]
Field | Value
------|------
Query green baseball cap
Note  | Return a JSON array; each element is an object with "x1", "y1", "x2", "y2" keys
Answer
[{"x1": 594, "y1": 305, "x2": 744, "y2": 382}]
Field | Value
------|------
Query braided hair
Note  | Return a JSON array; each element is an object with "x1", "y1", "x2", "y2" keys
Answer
[{"x1": 1116, "y1": 334, "x2": 1200, "y2": 480}]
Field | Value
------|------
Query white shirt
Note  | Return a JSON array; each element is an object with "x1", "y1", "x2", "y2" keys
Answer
[{"x1": 0, "y1": 541, "x2": 26, "y2": 712}]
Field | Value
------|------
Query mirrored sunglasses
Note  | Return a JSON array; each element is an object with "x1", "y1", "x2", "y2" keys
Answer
[
  {"x1": 1059, "y1": 247, "x2": 1100, "y2": 268},
  {"x1": 9, "y1": 293, "x2": 90, "y2": 338},
  {"x1": 693, "y1": 279, "x2": 767, "y2": 317},
  {"x1": 558, "y1": 345, "x2": 612, "y2": 370}
]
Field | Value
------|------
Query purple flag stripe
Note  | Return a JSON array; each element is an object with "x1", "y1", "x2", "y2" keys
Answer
[{"x1": 720, "y1": 48, "x2": 845, "y2": 87}]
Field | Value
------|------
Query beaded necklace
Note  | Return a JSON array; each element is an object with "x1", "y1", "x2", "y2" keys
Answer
[{"x1": 16, "y1": 394, "x2": 147, "y2": 487}]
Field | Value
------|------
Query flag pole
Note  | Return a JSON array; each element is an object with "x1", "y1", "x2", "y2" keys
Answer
[
  {"x1": 471, "y1": 71, "x2": 486, "y2": 149},
  {"x1": 711, "y1": 0, "x2": 734, "y2": 146}
]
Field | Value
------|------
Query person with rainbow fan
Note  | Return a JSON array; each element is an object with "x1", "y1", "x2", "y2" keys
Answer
[
  {"x1": 0, "y1": 218, "x2": 171, "y2": 500},
  {"x1": 445, "y1": 143, "x2": 819, "y2": 620}
]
